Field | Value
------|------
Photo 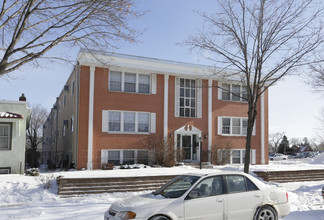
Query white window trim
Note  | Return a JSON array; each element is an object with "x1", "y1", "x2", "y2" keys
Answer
[
  {"x1": 175, "y1": 77, "x2": 202, "y2": 118},
  {"x1": 102, "y1": 110, "x2": 156, "y2": 134},
  {"x1": 0, "y1": 123, "x2": 11, "y2": 150},
  {"x1": 218, "y1": 82, "x2": 248, "y2": 102},
  {"x1": 108, "y1": 70, "x2": 153, "y2": 94},
  {"x1": 101, "y1": 149, "x2": 149, "y2": 165},
  {"x1": 218, "y1": 116, "x2": 256, "y2": 136},
  {"x1": 219, "y1": 149, "x2": 256, "y2": 165}
]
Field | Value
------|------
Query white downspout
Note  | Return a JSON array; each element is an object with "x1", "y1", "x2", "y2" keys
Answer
[
  {"x1": 261, "y1": 90, "x2": 265, "y2": 164},
  {"x1": 208, "y1": 79, "x2": 213, "y2": 162},
  {"x1": 163, "y1": 74, "x2": 169, "y2": 140},
  {"x1": 87, "y1": 65, "x2": 95, "y2": 170}
]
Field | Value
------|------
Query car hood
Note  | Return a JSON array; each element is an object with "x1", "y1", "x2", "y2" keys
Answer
[{"x1": 110, "y1": 193, "x2": 175, "y2": 212}]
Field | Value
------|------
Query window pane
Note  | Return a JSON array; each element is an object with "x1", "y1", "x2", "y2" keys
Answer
[
  {"x1": 180, "y1": 98, "x2": 184, "y2": 107},
  {"x1": 124, "y1": 73, "x2": 136, "y2": 92},
  {"x1": 138, "y1": 74, "x2": 150, "y2": 93},
  {"x1": 138, "y1": 113, "x2": 149, "y2": 132},
  {"x1": 232, "y1": 118, "x2": 241, "y2": 135},
  {"x1": 222, "y1": 118, "x2": 230, "y2": 134},
  {"x1": 226, "y1": 175, "x2": 247, "y2": 193},
  {"x1": 222, "y1": 84, "x2": 230, "y2": 100},
  {"x1": 109, "y1": 112, "x2": 121, "y2": 132},
  {"x1": 109, "y1": 71, "x2": 122, "y2": 91},
  {"x1": 124, "y1": 112, "x2": 135, "y2": 132},
  {"x1": 0, "y1": 124, "x2": 10, "y2": 149},
  {"x1": 242, "y1": 86, "x2": 248, "y2": 101},
  {"x1": 232, "y1": 85, "x2": 241, "y2": 101},
  {"x1": 123, "y1": 150, "x2": 135, "y2": 164},
  {"x1": 232, "y1": 150, "x2": 241, "y2": 164},
  {"x1": 242, "y1": 119, "x2": 248, "y2": 135},
  {"x1": 108, "y1": 151, "x2": 120, "y2": 165},
  {"x1": 138, "y1": 150, "x2": 148, "y2": 165},
  {"x1": 180, "y1": 78, "x2": 197, "y2": 118}
]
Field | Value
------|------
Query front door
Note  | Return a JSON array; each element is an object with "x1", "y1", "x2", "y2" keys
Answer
[{"x1": 181, "y1": 134, "x2": 198, "y2": 162}]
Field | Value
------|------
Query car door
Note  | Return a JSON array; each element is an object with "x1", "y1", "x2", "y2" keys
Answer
[
  {"x1": 184, "y1": 176, "x2": 226, "y2": 220},
  {"x1": 225, "y1": 175, "x2": 263, "y2": 220}
]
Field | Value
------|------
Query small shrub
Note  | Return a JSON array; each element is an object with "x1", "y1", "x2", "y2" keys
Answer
[
  {"x1": 102, "y1": 162, "x2": 114, "y2": 170},
  {"x1": 38, "y1": 174, "x2": 55, "y2": 189},
  {"x1": 25, "y1": 168, "x2": 40, "y2": 176}
]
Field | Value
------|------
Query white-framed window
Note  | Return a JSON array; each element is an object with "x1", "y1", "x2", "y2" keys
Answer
[
  {"x1": 103, "y1": 110, "x2": 154, "y2": 134},
  {"x1": 70, "y1": 116, "x2": 74, "y2": 132},
  {"x1": 219, "y1": 83, "x2": 248, "y2": 102},
  {"x1": 0, "y1": 123, "x2": 11, "y2": 150},
  {"x1": 109, "y1": 71, "x2": 152, "y2": 94},
  {"x1": 101, "y1": 149, "x2": 149, "y2": 165},
  {"x1": 71, "y1": 80, "x2": 75, "y2": 95},
  {"x1": 175, "y1": 77, "x2": 202, "y2": 118},
  {"x1": 179, "y1": 78, "x2": 196, "y2": 117},
  {"x1": 63, "y1": 94, "x2": 66, "y2": 108},
  {"x1": 218, "y1": 149, "x2": 256, "y2": 165},
  {"x1": 218, "y1": 117, "x2": 255, "y2": 136},
  {"x1": 0, "y1": 167, "x2": 10, "y2": 174}
]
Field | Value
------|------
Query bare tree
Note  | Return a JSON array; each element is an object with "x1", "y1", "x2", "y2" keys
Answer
[
  {"x1": 26, "y1": 104, "x2": 47, "y2": 167},
  {"x1": 314, "y1": 107, "x2": 324, "y2": 143},
  {"x1": 0, "y1": 0, "x2": 142, "y2": 76},
  {"x1": 269, "y1": 132, "x2": 285, "y2": 153},
  {"x1": 185, "y1": 0, "x2": 324, "y2": 173}
]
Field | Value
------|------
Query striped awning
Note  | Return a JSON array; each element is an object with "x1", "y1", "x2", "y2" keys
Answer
[{"x1": 0, "y1": 112, "x2": 23, "y2": 119}]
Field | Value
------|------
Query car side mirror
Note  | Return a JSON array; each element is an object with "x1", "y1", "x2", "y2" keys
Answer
[{"x1": 188, "y1": 190, "x2": 200, "y2": 199}]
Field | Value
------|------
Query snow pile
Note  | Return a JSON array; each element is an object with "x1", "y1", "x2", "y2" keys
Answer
[
  {"x1": 310, "y1": 153, "x2": 324, "y2": 165},
  {"x1": 0, "y1": 161, "x2": 323, "y2": 220}
]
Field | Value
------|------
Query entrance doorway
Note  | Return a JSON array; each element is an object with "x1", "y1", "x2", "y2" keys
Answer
[{"x1": 178, "y1": 134, "x2": 199, "y2": 162}]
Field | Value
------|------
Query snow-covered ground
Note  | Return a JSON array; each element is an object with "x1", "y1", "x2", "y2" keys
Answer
[{"x1": 1, "y1": 154, "x2": 324, "y2": 220}]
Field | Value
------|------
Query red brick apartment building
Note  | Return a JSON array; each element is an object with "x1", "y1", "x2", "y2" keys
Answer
[{"x1": 42, "y1": 49, "x2": 269, "y2": 170}]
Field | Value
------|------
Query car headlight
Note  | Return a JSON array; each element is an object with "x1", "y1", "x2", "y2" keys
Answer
[{"x1": 115, "y1": 211, "x2": 137, "y2": 219}]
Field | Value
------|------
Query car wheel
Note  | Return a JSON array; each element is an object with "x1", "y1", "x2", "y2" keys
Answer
[
  {"x1": 254, "y1": 206, "x2": 277, "y2": 220},
  {"x1": 149, "y1": 215, "x2": 170, "y2": 220}
]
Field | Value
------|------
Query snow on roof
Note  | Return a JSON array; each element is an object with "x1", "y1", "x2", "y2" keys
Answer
[{"x1": 0, "y1": 112, "x2": 23, "y2": 119}]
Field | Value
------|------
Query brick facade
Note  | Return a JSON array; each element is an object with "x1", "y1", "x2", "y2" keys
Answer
[{"x1": 43, "y1": 50, "x2": 269, "y2": 170}]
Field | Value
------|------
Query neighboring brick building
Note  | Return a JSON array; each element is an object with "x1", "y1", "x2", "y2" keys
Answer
[{"x1": 43, "y1": 49, "x2": 269, "y2": 170}]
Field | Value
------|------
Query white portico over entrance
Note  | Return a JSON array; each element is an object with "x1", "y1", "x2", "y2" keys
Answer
[{"x1": 174, "y1": 125, "x2": 202, "y2": 163}]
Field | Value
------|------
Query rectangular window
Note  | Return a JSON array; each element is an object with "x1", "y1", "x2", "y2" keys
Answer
[
  {"x1": 108, "y1": 151, "x2": 120, "y2": 165},
  {"x1": 220, "y1": 117, "x2": 253, "y2": 136},
  {"x1": 0, "y1": 168, "x2": 10, "y2": 174},
  {"x1": 104, "y1": 150, "x2": 148, "y2": 165},
  {"x1": 107, "y1": 111, "x2": 150, "y2": 133},
  {"x1": 124, "y1": 112, "x2": 135, "y2": 132},
  {"x1": 221, "y1": 83, "x2": 248, "y2": 102},
  {"x1": 123, "y1": 150, "x2": 135, "y2": 164},
  {"x1": 179, "y1": 78, "x2": 196, "y2": 117},
  {"x1": 0, "y1": 123, "x2": 11, "y2": 150},
  {"x1": 232, "y1": 150, "x2": 241, "y2": 164},
  {"x1": 63, "y1": 94, "x2": 66, "y2": 108},
  {"x1": 137, "y1": 150, "x2": 149, "y2": 165},
  {"x1": 222, "y1": 118, "x2": 230, "y2": 134},
  {"x1": 109, "y1": 71, "x2": 122, "y2": 91},
  {"x1": 124, "y1": 72, "x2": 136, "y2": 92},
  {"x1": 138, "y1": 113, "x2": 149, "y2": 132},
  {"x1": 71, "y1": 80, "x2": 75, "y2": 95},
  {"x1": 109, "y1": 112, "x2": 121, "y2": 132},
  {"x1": 138, "y1": 74, "x2": 150, "y2": 93},
  {"x1": 71, "y1": 116, "x2": 74, "y2": 132},
  {"x1": 109, "y1": 71, "x2": 150, "y2": 94}
]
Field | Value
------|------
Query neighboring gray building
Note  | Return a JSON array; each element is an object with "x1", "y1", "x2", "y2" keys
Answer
[{"x1": 0, "y1": 95, "x2": 31, "y2": 174}]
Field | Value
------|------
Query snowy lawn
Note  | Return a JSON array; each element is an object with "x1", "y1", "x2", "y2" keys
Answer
[{"x1": 1, "y1": 155, "x2": 324, "y2": 220}]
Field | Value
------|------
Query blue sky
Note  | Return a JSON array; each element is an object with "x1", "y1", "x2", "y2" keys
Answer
[{"x1": 0, "y1": 0, "x2": 322, "y2": 141}]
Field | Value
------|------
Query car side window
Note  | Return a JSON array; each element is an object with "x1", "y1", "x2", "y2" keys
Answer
[
  {"x1": 246, "y1": 177, "x2": 259, "y2": 191},
  {"x1": 226, "y1": 175, "x2": 247, "y2": 193},
  {"x1": 189, "y1": 176, "x2": 224, "y2": 199}
]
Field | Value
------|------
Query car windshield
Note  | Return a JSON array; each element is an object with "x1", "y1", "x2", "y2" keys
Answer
[{"x1": 153, "y1": 175, "x2": 200, "y2": 198}]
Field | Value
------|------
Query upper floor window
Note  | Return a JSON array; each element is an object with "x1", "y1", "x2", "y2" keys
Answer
[
  {"x1": 109, "y1": 71, "x2": 151, "y2": 94},
  {"x1": 105, "y1": 110, "x2": 153, "y2": 134},
  {"x1": 180, "y1": 78, "x2": 197, "y2": 117},
  {"x1": 219, "y1": 83, "x2": 248, "y2": 102},
  {"x1": 218, "y1": 116, "x2": 255, "y2": 136},
  {"x1": 0, "y1": 123, "x2": 11, "y2": 150}
]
